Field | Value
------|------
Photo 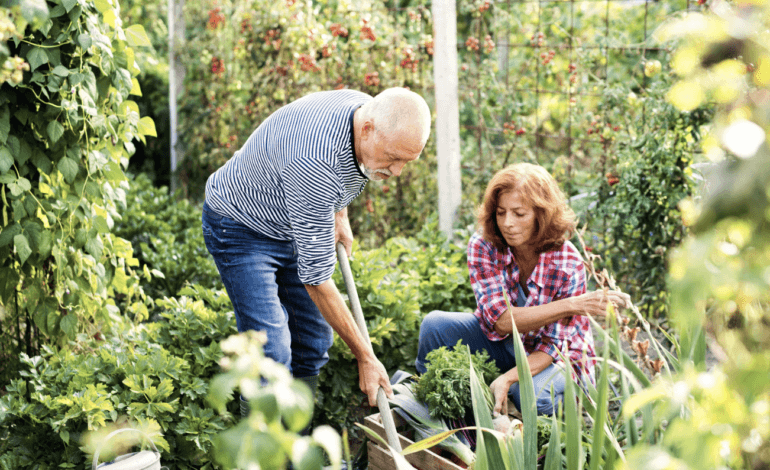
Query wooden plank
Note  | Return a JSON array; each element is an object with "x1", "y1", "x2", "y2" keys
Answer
[
  {"x1": 432, "y1": 0, "x2": 462, "y2": 239},
  {"x1": 363, "y1": 412, "x2": 466, "y2": 470}
]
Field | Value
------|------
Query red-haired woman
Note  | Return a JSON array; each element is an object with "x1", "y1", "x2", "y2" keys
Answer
[{"x1": 416, "y1": 163, "x2": 630, "y2": 416}]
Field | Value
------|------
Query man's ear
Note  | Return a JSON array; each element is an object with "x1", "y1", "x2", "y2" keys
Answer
[{"x1": 361, "y1": 120, "x2": 375, "y2": 139}]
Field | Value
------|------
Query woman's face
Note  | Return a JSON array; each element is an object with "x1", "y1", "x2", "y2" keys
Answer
[{"x1": 496, "y1": 190, "x2": 537, "y2": 251}]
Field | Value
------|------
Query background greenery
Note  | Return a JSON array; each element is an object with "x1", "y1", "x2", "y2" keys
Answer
[{"x1": 1, "y1": 0, "x2": 769, "y2": 469}]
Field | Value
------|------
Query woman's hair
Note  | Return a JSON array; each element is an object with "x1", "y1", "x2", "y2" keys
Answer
[{"x1": 477, "y1": 163, "x2": 577, "y2": 253}]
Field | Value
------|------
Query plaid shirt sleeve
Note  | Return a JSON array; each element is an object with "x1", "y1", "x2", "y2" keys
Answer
[
  {"x1": 525, "y1": 243, "x2": 595, "y2": 382},
  {"x1": 467, "y1": 232, "x2": 510, "y2": 341}
]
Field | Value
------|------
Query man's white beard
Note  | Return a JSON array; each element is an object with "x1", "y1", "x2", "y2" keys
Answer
[{"x1": 360, "y1": 164, "x2": 393, "y2": 181}]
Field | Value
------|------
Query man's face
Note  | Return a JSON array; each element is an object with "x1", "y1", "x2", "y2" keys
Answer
[{"x1": 359, "y1": 126, "x2": 423, "y2": 180}]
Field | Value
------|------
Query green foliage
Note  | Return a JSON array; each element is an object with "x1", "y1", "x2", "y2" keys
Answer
[
  {"x1": 415, "y1": 340, "x2": 499, "y2": 421},
  {"x1": 113, "y1": 173, "x2": 222, "y2": 300},
  {"x1": 208, "y1": 330, "x2": 343, "y2": 470},
  {"x1": 0, "y1": 285, "x2": 237, "y2": 469},
  {"x1": 315, "y1": 224, "x2": 476, "y2": 431},
  {"x1": 0, "y1": 0, "x2": 154, "y2": 384},
  {"x1": 621, "y1": 3, "x2": 770, "y2": 469},
  {"x1": 588, "y1": 82, "x2": 712, "y2": 318}
]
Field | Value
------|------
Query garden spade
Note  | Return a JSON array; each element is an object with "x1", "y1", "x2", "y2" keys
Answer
[{"x1": 336, "y1": 243, "x2": 402, "y2": 453}]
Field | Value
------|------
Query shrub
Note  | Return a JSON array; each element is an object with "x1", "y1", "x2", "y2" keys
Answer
[
  {"x1": 0, "y1": 0, "x2": 155, "y2": 385},
  {"x1": 114, "y1": 173, "x2": 222, "y2": 300},
  {"x1": 0, "y1": 285, "x2": 237, "y2": 469}
]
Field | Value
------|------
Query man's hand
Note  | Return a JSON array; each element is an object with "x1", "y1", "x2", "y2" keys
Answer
[
  {"x1": 334, "y1": 208, "x2": 353, "y2": 257},
  {"x1": 357, "y1": 354, "x2": 393, "y2": 406}
]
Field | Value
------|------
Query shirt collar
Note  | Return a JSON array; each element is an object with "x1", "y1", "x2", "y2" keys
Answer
[
  {"x1": 349, "y1": 106, "x2": 366, "y2": 179},
  {"x1": 506, "y1": 246, "x2": 554, "y2": 288}
]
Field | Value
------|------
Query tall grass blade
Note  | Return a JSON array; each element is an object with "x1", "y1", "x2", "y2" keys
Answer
[
  {"x1": 543, "y1": 405, "x2": 562, "y2": 470},
  {"x1": 562, "y1": 355, "x2": 583, "y2": 470},
  {"x1": 470, "y1": 349, "x2": 510, "y2": 470},
  {"x1": 588, "y1": 331, "x2": 610, "y2": 470},
  {"x1": 503, "y1": 291, "x2": 537, "y2": 470},
  {"x1": 612, "y1": 317, "x2": 638, "y2": 448},
  {"x1": 586, "y1": 316, "x2": 651, "y2": 387}
]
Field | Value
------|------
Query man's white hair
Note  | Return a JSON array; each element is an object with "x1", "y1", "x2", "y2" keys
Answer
[{"x1": 361, "y1": 88, "x2": 431, "y2": 144}]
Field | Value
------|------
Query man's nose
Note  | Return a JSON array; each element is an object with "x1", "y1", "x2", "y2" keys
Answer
[{"x1": 390, "y1": 161, "x2": 407, "y2": 177}]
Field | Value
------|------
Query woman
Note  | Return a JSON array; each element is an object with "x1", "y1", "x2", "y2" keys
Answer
[{"x1": 415, "y1": 163, "x2": 630, "y2": 416}]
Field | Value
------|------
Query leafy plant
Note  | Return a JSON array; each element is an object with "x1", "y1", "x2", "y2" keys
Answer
[
  {"x1": 0, "y1": 0, "x2": 155, "y2": 385},
  {"x1": 0, "y1": 285, "x2": 237, "y2": 469},
  {"x1": 207, "y1": 330, "x2": 343, "y2": 470},
  {"x1": 414, "y1": 339, "x2": 499, "y2": 422},
  {"x1": 113, "y1": 173, "x2": 222, "y2": 300}
]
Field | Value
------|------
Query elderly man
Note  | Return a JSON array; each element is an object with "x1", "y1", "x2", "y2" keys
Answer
[{"x1": 201, "y1": 87, "x2": 432, "y2": 412}]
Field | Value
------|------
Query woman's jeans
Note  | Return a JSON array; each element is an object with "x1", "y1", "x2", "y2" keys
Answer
[
  {"x1": 201, "y1": 202, "x2": 333, "y2": 378},
  {"x1": 416, "y1": 310, "x2": 565, "y2": 416}
]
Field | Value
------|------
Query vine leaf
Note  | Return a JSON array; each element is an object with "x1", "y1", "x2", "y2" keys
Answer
[
  {"x1": 77, "y1": 33, "x2": 92, "y2": 49},
  {"x1": 57, "y1": 157, "x2": 78, "y2": 183},
  {"x1": 0, "y1": 147, "x2": 13, "y2": 173},
  {"x1": 125, "y1": 25, "x2": 152, "y2": 48},
  {"x1": 60, "y1": 314, "x2": 78, "y2": 339},
  {"x1": 0, "y1": 107, "x2": 9, "y2": 144},
  {"x1": 47, "y1": 121, "x2": 64, "y2": 144},
  {"x1": 138, "y1": 117, "x2": 156, "y2": 137},
  {"x1": 62, "y1": 0, "x2": 78, "y2": 12},
  {"x1": 13, "y1": 234, "x2": 32, "y2": 265},
  {"x1": 26, "y1": 47, "x2": 49, "y2": 71}
]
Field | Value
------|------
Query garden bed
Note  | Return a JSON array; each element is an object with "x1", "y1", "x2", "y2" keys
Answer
[{"x1": 363, "y1": 410, "x2": 466, "y2": 470}]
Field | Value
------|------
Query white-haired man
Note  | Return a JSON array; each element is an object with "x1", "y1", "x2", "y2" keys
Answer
[{"x1": 202, "y1": 88, "x2": 432, "y2": 414}]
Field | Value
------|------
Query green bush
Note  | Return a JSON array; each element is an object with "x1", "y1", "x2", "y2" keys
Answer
[
  {"x1": 114, "y1": 173, "x2": 222, "y2": 300},
  {"x1": 0, "y1": 0, "x2": 154, "y2": 386},
  {"x1": 0, "y1": 285, "x2": 236, "y2": 469}
]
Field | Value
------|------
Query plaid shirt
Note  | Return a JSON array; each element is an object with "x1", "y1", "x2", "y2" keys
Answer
[{"x1": 468, "y1": 231, "x2": 596, "y2": 384}]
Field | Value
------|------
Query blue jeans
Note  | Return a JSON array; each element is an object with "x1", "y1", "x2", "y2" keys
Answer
[
  {"x1": 415, "y1": 311, "x2": 565, "y2": 415},
  {"x1": 201, "y1": 202, "x2": 333, "y2": 378}
]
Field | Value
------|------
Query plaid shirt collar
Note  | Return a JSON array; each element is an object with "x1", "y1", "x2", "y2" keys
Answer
[{"x1": 501, "y1": 246, "x2": 556, "y2": 290}]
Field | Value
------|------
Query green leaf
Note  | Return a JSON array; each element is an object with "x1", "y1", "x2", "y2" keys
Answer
[
  {"x1": 93, "y1": 215, "x2": 109, "y2": 233},
  {"x1": 26, "y1": 47, "x2": 49, "y2": 71},
  {"x1": 93, "y1": 0, "x2": 111, "y2": 13},
  {"x1": 0, "y1": 147, "x2": 12, "y2": 173},
  {"x1": 53, "y1": 65, "x2": 69, "y2": 77},
  {"x1": 62, "y1": 0, "x2": 78, "y2": 12},
  {"x1": 125, "y1": 25, "x2": 152, "y2": 48},
  {"x1": 20, "y1": 0, "x2": 49, "y2": 29},
  {"x1": 137, "y1": 116, "x2": 156, "y2": 137},
  {"x1": 14, "y1": 234, "x2": 32, "y2": 265},
  {"x1": 60, "y1": 314, "x2": 78, "y2": 339},
  {"x1": 57, "y1": 157, "x2": 78, "y2": 183},
  {"x1": 85, "y1": 235, "x2": 103, "y2": 258},
  {"x1": 0, "y1": 108, "x2": 9, "y2": 144},
  {"x1": 47, "y1": 120, "x2": 65, "y2": 144},
  {"x1": 0, "y1": 223, "x2": 21, "y2": 247},
  {"x1": 506, "y1": 300, "x2": 537, "y2": 470},
  {"x1": 77, "y1": 33, "x2": 92, "y2": 50}
]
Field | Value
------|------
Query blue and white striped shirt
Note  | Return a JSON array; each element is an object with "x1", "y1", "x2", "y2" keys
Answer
[{"x1": 204, "y1": 90, "x2": 372, "y2": 285}]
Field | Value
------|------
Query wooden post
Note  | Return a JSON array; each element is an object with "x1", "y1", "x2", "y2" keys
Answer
[
  {"x1": 432, "y1": 0, "x2": 462, "y2": 239},
  {"x1": 168, "y1": 0, "x2": 185, "y2": 194}
]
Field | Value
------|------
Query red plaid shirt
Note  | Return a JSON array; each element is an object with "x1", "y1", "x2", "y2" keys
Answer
[{"x1": 468, "y1": 232, "x2": 596, "y2": 384}]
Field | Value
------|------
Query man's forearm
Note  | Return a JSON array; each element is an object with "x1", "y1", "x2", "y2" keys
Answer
[{"x1": 305, "y1": 279, "x2": 373, "y2": 361}]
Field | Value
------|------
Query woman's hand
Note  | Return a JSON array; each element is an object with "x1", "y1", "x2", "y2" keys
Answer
[
  {"x1": 493, "y1": 289, "x2": 632, "y2": 336},
  {"x1": 490, "y1": 370, "x2": 517, "y2": 416},
  {"x1": 573, "y1": 289, "x2": 632, "y2": 318}
]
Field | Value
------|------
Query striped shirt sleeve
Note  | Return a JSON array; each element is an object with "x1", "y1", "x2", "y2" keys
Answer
[{"x1": 283, "y1": 158, "x2": 343, "y2": 285}]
